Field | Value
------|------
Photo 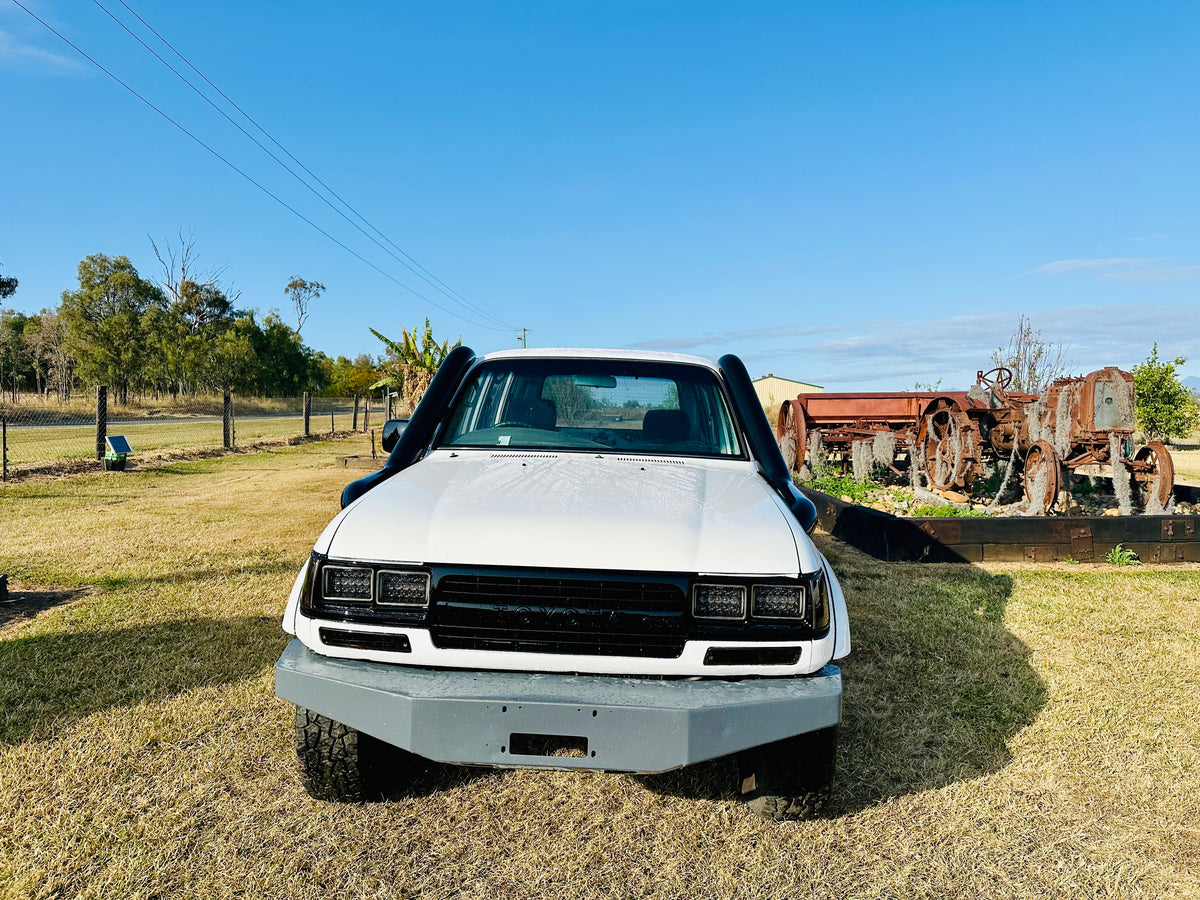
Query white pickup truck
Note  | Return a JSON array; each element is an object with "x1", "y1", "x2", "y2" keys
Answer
[{"x1": 275, "y1": 347, "x2": 850, "y2": 819}]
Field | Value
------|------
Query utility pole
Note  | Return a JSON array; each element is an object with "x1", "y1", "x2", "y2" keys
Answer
[{"x1": 518, "y1": 327, "x2": 530, "y2": 349}]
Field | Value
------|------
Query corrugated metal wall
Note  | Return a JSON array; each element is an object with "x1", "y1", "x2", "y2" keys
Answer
[{"x1": 752, "y1": 376, "x2": 822, "y2": 409}]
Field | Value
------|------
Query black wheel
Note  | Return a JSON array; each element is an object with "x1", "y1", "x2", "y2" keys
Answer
[
  {"x1": 294, "y1": 706, "x2": 416, "y2": 801},
  {"x1": 736, "y1": 725, "x2": 837, "y2": 821}
]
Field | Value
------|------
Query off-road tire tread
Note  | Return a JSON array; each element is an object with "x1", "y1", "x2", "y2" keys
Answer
[
  {"x1": 295, "y1": 706, "x2": 369, "y2": 802},
  {"x1": 738, "y1": 725, "x2": 837, "y2": 822}
]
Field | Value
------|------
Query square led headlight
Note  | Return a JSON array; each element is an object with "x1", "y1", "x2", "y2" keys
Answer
[
  {"x1": 323, "y1": 565, "x2": 372, "y2": 601},
  {"x1": 377, "y1": 570, "x2": 430, "y2": 607},
  {"x1": 751, "y1": 584, "x2": 805, "y2": 620},
  {"x1": 693, "y1": 584, "x2": 747, "y2": 619}
]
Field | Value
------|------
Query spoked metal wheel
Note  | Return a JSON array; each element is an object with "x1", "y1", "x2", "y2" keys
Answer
[
  {"x1": 775, "y1": 399, "x2": 809, "y2": 472},
  {"x1": 1022, "y1": 440, "x2": 1062, "y2": 513},
  {"x1": 1131, "y1": 441, "x2": 1175, "y2": 512},
  {"x1": 920, "y1": 399, "x2": 974, "y2": 491}
]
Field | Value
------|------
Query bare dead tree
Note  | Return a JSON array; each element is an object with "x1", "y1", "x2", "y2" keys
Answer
[
  {"x1": 150, "y1": 228, "x2": 237, "y2": 305},
  {"x1": 990, "y1": 314, "x2": 1071, "y2": 393},
  {"x1": 27, "y1": 309, "x2": 74, "y2": 399}
]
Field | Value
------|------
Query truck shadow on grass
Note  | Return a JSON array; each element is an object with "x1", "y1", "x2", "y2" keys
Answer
[
  {"x1": 0, "y1": 615, "x2": 285, "y2": 746},
  {"x1": 0, "y1": 587, "x2": 88, "y2": 631},
  {"x1": 643, "y1": 540, "x2": 1048, "y2": 816}
]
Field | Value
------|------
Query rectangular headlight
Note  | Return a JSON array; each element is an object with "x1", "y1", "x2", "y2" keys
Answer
[
  {"x1": 693, "y1": 584, "x2": 746, "y2": 619},
  {"x1": 751, "y1": 584, "x2": 805, "y2": 620},
  {"x1": 377, "y1": 570, "x2": 430, "y2": 606},
  {"x1": 810, "y1": 570, "x2": 830, "y2": 630},
  {"x1": 322, "y1": 564, "x2": 373, "y2": 601}
]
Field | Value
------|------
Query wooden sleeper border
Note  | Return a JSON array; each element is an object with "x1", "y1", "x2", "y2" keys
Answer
[{"x1": 800, "y1": 483, "x2": 1200, "y2": 564}]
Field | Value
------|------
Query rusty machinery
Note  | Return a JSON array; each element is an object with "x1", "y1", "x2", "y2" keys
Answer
[{"x1": 775, "y1": 366, "x2": 1175, "y2": 515}]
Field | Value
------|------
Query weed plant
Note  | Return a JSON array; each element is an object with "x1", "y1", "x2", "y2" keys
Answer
[
  {"x1": 909, "y1": 504, "x2": 989, "y2": 518},
  {"x1": 1105, "y1": 544, "x2": 1141, "y2": 566},
  {"x1": 806, "y1": 471, "x2": 875, "y2": 504}
]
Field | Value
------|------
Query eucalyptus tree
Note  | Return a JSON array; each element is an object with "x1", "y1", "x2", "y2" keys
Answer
[
  {"x1": 59, "y1": 254, "x2": 165, "y2": 404},
  {"x1": 0, "y1": 262, "x2": 17, "y2": 305},
  {"x1": 284, "y1": 276, "x2": 324, "y2": 335}
]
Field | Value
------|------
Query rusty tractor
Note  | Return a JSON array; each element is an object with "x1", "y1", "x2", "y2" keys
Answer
[{"x1": 775, "y1": 366, "x2": 1175, "y2": 515}]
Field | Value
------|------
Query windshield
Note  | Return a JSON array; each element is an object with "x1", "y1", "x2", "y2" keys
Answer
[{"x1": 439, "y1": 359, "x2": 743, "y2": 457}]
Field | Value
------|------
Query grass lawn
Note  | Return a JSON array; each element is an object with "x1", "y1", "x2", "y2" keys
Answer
[
  {"x1": 1, "y1": 438, "x2": 1199, "y2": 899},
  {"x1": 1171, "y1": 431, "x2": 1200, "y2": 486},
  {"x1": 1, "y1": 413, "x2": 355, "y2": 469}
]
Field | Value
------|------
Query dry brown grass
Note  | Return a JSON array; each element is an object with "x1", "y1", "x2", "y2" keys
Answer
[
  {"x1": 2, "y1": 439, "x2": 1199, "y2": 899},
  {"x1": 0, "y1": 393, "x2": 345, "y2": 424},
  {"x1": 1171, "y1": 430, "x2": 1200, "y2": 486}
]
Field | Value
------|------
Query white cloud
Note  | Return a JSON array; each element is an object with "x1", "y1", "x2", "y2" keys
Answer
[
  {"x1": 0, "y1": 29, "x2": 86, "y2": 74},
  {"x1": 1098, "y1": 265, "x2": 1200, "y2": 282},
  {"x1": 1023, "y1": 258, "x2": 1154, "y2": 277},
  {"x1": 629, "y1": 323, "x2": 842, "y2": 352},
  {"x1": 638, "y1": 305, "x2": 1200, "y2": 391}
]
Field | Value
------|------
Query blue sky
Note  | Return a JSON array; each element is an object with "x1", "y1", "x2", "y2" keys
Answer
[{"x1": 2, "y1": 0, "x2": 1198, "y2": 390}]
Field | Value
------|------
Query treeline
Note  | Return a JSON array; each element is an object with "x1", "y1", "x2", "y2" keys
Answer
[{"x1": 0, "y1": 253, "x2": 382, "y2": 403}]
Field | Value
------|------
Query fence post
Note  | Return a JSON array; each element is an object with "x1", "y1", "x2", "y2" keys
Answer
[
  {"x1": 223, "y1": 391, "x2": 233, "y2": 450},
  {"x1": 303, "y1": 392, "x2": 311, "y2": 437},
  {"x1": 2, "y1": 416, "x2": 7, "y2": 482},
  {"x1": 364, "y1": 397, "x2": 370, "y2": 432},
  {"x1": 96, "y1": 386, "x2": 107, "y2": 462},
  {"x1": 331, "y1": 410, "x2": 335, "y2": 434},
  {"x1": 353, "y1": 395, "x2": 360, "y2": 431}
]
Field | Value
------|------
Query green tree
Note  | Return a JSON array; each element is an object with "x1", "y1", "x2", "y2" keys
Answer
[
  {"x1": 371, "y1": 319, "x2": 460, "y2": 411},
  {"x1": 59, "y1": 254, "x2": 164, "y2": 404},
  {"x1": 210, "y1": 323, "x2": 259, "y2": 393},
  {"x1": 542, "y1": 377, "x2": 597, "y2": 422},
  {"x1": 1132, "y1": 343, "x2": 1198, "y2": 442},
  {"x1": 151, "y1": 280, "x2": 241, "y2": 395},
  {"x1": 147, "y1": 231, "x2": 251, "y2": 395},
  {"x1": 663, "y1": 383, "x2": 680, "y2": 410},
  {"x1": 325, "y1": 353, "x2": 381, "y2": 397},
  {"x1": 251, "y1": 312, "x2": 315, "y2": 396},
  {"x1": 0, "y1": 262, "x2": 17, "y2": 305},
  {"x1": 0, "y1": 311, "x2": 31, "y2": 400}
]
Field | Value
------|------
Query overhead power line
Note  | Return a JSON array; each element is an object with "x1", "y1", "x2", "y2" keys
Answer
[
  {"x1": 107, "y1": 0, "x2": 508, "y2": 331},
  {"x1": 11, "y1": 0, "x2": 512, "y2": 332}
]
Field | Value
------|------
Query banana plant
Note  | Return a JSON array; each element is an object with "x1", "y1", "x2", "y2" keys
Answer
[{"x1": 371, "y1": 320, "x2": 461, "y2": 412}]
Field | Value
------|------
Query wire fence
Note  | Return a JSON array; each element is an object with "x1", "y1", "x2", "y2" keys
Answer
[{"x1": 0, "y1": 388, "x2": 397, "y2": 481}]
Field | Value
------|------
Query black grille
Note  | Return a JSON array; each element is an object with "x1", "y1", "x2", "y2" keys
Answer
[{"x1": 429, "y1": 572, "x2": 688, "y2": 658}]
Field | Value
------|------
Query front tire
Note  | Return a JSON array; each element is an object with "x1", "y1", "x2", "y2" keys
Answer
[
  {"x1": 294, "y1": 706, "x2": 402, "y2": 801},
  {"x1": 736, "y1": 726, "x2": 838, "y2": 821}
]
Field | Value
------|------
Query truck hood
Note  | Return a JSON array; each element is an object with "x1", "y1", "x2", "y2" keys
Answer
[{"x1": 322, "y1": 450, "x2": 809, "y2": 575}]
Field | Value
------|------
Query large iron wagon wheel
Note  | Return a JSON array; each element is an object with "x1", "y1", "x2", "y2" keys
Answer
[
  {"x1": 1132, "y1": 441, "x2": 1175, "y2": 511},
  {"x1": 921, "y1": 400, "x2": 971, "y2": 491},
  {"x1": 1022, "y1": 440, "x2": 1061, "y2": 513},
  {"x1": 775, "y1": 400, "x2": 808, "y2": 471}
]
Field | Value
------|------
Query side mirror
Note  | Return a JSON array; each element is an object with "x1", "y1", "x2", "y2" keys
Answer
[{"x1": 381, "y1": 418, "x2": 410, "y2": 453}]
